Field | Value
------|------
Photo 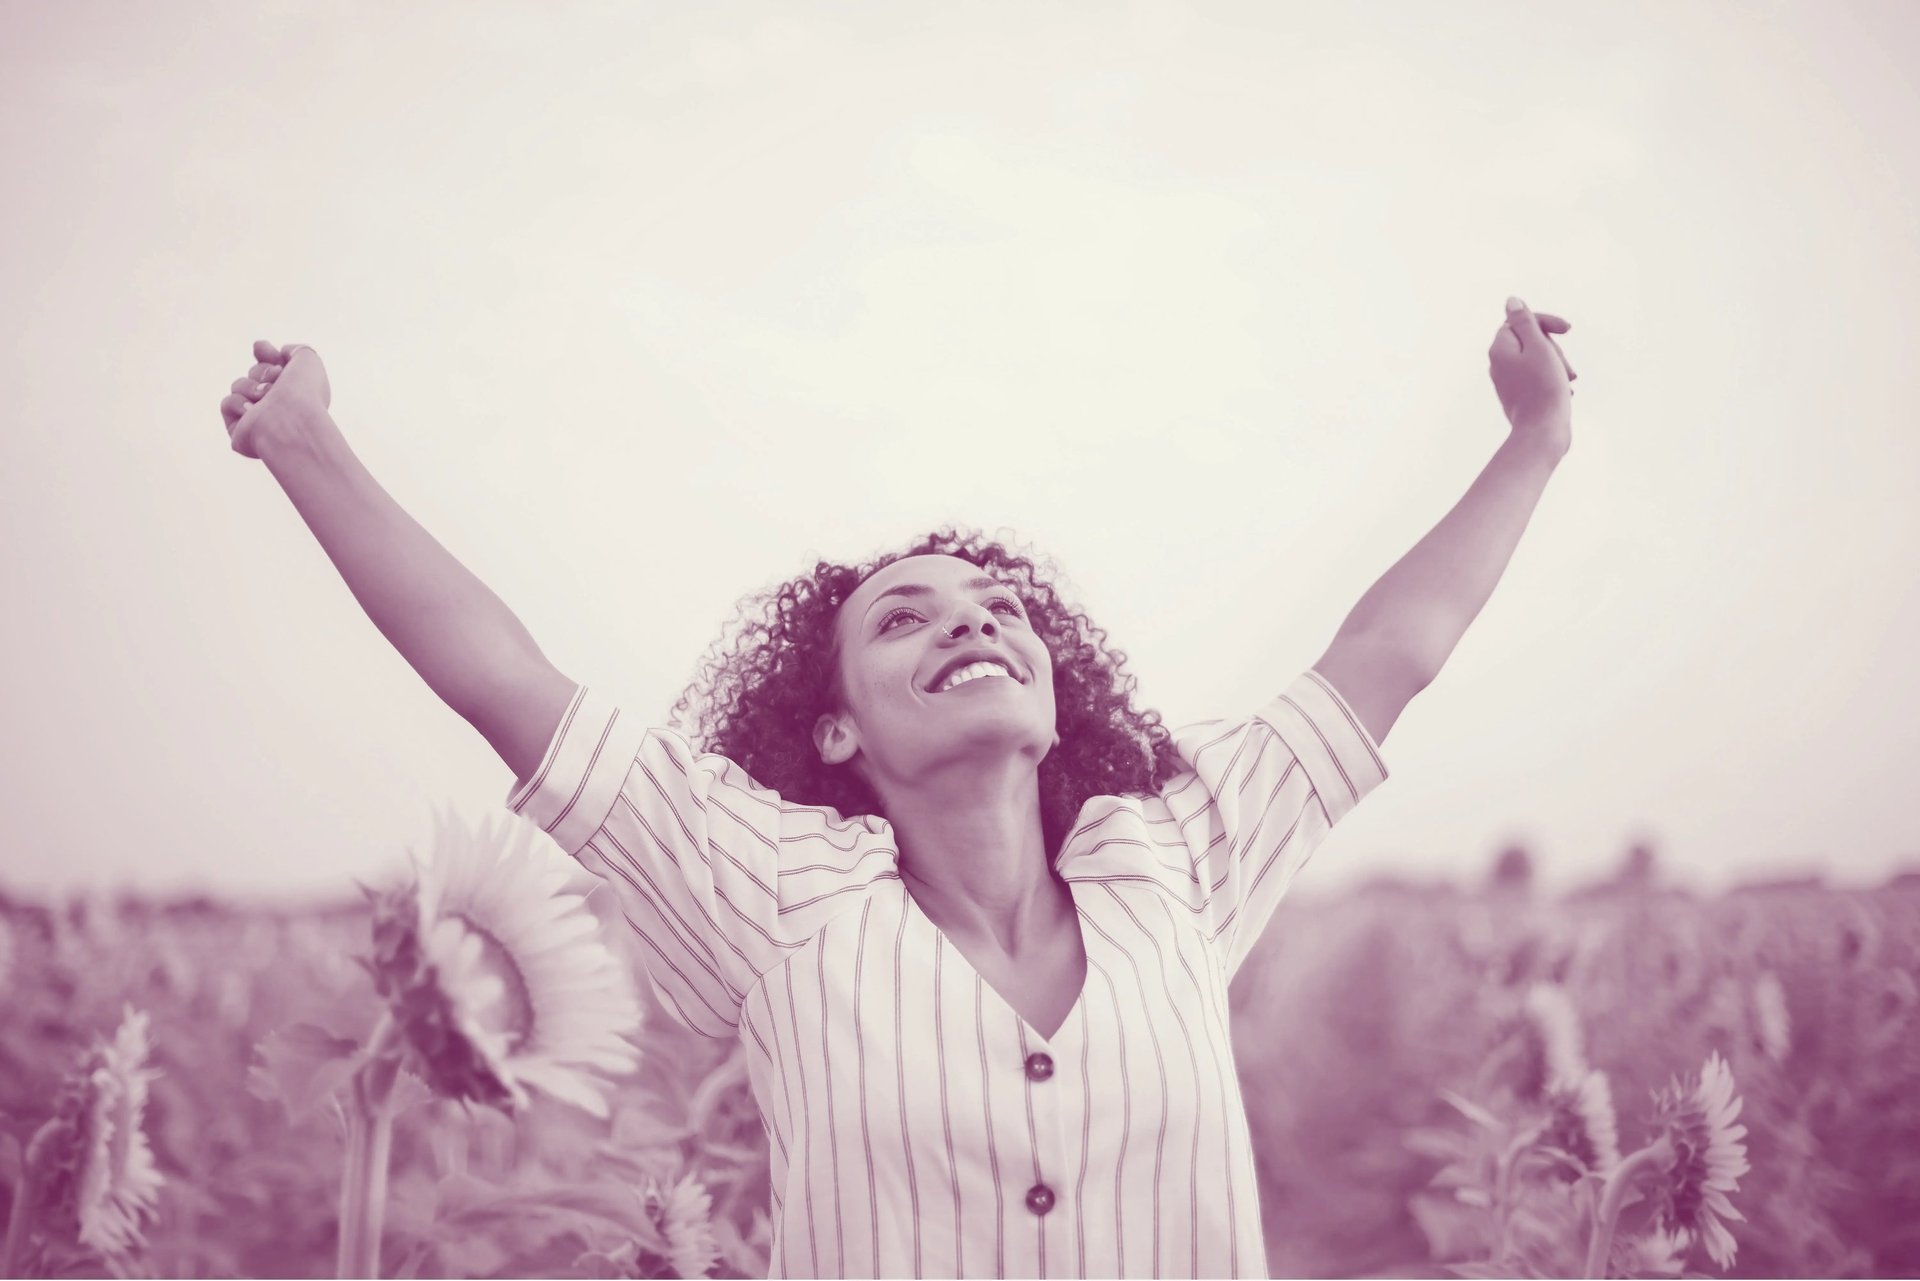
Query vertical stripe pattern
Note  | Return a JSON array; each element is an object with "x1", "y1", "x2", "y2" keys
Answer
[{"x1": 503, "y1": 669, "x2": 1389, "y2": 1277}]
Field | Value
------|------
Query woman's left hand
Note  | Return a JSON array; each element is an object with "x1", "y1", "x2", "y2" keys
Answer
[{"x1": 1489, "y1": 297, "x2": 1576, "y2": 454}]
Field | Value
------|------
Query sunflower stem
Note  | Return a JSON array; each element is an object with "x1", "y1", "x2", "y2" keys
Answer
[
  {"x1": 336, "y1": 1097, "x2": 365, "y2": 1279},
  {"x1": 337, "y1": 1039, "x2": 402, "y2": 1279},
  {"x1": 0, "y1": 1163, "x2": 34, "y2": 1277},
  {"x1": 1492, "y1": 1120, "x2": 1545, "y2": 1260},
  {"x1": 1583, "y1": 1135, "x2": 1673, "y2": 1279},
  {"x1": 1, "y1": 1118, "x2": 63, "y2": 1279}
]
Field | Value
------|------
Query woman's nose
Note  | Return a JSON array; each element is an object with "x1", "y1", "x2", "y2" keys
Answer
[{"x1": 942, "y1": 602, "x2": 998, "y2": 637}]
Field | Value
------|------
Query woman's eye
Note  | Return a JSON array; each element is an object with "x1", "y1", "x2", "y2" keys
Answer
[{"x1": 879, "y1": 596, "x2": 1022, "y2": 632}]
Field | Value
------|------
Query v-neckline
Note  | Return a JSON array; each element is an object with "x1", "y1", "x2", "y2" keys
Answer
[{"x1": 901, "y1": 875, "x2": 1090, "y2": 1044}]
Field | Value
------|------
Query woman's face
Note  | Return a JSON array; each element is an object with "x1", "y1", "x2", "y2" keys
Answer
[{"x1": 816, "y1": 553, "x2": 1059, "y2": 786}]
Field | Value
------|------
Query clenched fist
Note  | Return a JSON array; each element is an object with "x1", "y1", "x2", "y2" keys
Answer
[
  {"x1": 1489, "y1": 298, "x2": 1576, "y2": 452},
  {"x1": 220, "y1": 340, "x2": 332, "y2": 460}
]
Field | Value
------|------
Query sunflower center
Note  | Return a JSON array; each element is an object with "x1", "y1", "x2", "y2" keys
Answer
[
  {"x1": 1667, "y1": 1128, "x2": 1709, "y2": 1219},
  {"x1": 453, "y1": 914, "x2": 535, "y2": 1050}
]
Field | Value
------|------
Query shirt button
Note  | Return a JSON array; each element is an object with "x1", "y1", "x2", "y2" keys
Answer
[
  {"x1": 1024, "y1": 1051, "x2": 1055, "y2": 1082},
  {"x1": 1025, "y1": 1183, "x2": 1055, "y2": 1215}
]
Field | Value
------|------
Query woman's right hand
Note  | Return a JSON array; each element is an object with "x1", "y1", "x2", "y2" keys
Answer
[{"x1": 221, "y1": 340, "x2": 332, "y2": 460}]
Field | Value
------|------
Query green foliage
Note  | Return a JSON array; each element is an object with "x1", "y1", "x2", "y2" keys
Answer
[
  {"x1": 1, "y1": 879, "x2": 1913, "y2": 1277},
  {"x1": 1228, "y1": 883, "x2": 1915, "y2": 1278},
  {"x1": 246, "y1": 1022, "x2": 364, "y2": 1125}
]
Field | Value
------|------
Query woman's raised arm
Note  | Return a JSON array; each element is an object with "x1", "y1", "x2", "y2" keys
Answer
[{"x1": 220, "y1": 340, "x2": 573, "y2": 782}]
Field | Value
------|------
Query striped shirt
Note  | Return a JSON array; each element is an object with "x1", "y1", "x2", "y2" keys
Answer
[{"x1": 505, "y1": 668, "x2": 1389, "y2": 1279}]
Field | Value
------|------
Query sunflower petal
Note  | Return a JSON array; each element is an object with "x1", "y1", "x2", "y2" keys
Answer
[{"x1": 371, "y1": 810, "x2": 646, "y2": 1118}]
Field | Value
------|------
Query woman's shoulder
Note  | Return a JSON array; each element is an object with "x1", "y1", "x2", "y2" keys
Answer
[
  {"x1": 1059, "y1": 789, "x2": 1181, "y2": 859},
  {"x1": 673, "y1": 737, "x2": 888, "y2": 836}
]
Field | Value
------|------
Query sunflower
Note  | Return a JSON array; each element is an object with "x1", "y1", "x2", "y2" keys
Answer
[
  {"x1": 1480, "y1": 981, "x2": 1591, "y2": 1104},
  {"x1": 1523, "y1": 982, "x2": 1587, "y2": 1092},
  {"x1": 34, "y1": 1006, "x2": 166, "y2": 1258},
  {"x1": 1610, "y1": 1225, "x2": 1689, "y2": 1277},
  {"x1": 643, "y1": 1172, "x2": 722, "y2": 1280},
  {"x1": 1646, "y1": 1051, "x2": 1751, "y2": 1270},
  {"x1": 1751, "y1": 971, "x2": 1791, "y2": 1064},
  {"x1": 1537, "y1": 1067, "x2": 1621, "y2": 1179},
  {"x1": 364, "y1": 805, "x2": 644, "y2": 1117}
]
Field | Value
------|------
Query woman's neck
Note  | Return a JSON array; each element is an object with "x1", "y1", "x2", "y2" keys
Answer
[{"x1": 885, "y1": 770, "x2": 1057, "y2": 954}]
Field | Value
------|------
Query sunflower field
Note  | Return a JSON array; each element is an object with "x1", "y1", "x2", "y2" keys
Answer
[{"x1": 1, "y1": 811, "x2": 1915, "y2": 1279}]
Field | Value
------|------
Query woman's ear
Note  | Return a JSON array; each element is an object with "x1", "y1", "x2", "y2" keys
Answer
[{"x1": 814, "y1": 711, "x2": 856, "y2": 765}]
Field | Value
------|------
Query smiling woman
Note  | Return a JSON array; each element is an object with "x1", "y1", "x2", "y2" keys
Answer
[
  {"x1": 503, "y1": 523, "x2": 1390, "y2": 1278},
  {"x1": 220, "y1": 308, "x2": 1578, "y2": 1276},
  {"x1": 667, "y1": 527, "x2": 1185, "y2": 856}
]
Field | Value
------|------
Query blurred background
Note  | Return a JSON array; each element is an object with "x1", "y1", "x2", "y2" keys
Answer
[
  {"x1": 1, "y1": 0, "x2": 1917, "y2": 903},
  {"x1": 2, "y1": 1, "x2": 1917, "y2": 1277}
]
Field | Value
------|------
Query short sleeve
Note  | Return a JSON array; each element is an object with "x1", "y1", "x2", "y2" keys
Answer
[
  {"x1": 1161, "y1": 668, "x2": 1389, "y2": 978},
  {"x1": 503, "y1": 683, "x2": 897, "y2": 1038}
]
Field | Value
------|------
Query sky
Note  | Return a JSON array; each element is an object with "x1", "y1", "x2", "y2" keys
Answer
[{"x1": 2, "y1": 0, "x2": 1916, "y2": 905}]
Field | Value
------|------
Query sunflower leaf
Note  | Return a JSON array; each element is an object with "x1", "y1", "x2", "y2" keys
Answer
[
  {"x1": 1408, "y1": 1189, "x2": 1496, "y2": 1262},
  {"x1": 246, "y1": 1023, "x2": 363, "y2": 1124},
  {"x1": 1441, "y1": 1088, "x2": 1504, "y2": 1130},
  {"x1": 572, "y1": 1243, "x2": 638, "y2": 1279},
  {"x1": 431, "y1": 1177, "x2": 662, "y2": 1249},
  {"x1": 1404, "y1": 1126, "x2": 1471, "y2": 1161}
]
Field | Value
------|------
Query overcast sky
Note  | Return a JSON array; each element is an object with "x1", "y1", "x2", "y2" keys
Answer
[{"x1": 3, "y1": 0, "x2": 1916, "y2": 905}]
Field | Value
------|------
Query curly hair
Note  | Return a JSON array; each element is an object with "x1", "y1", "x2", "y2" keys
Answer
[{"x1": 666, "y1": 526, "x2": 1189, "y2": 860}]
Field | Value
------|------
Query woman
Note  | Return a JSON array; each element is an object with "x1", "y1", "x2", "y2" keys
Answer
[{"x1": 217, "y1": 298, "x2": 1575, "y2": 1278}]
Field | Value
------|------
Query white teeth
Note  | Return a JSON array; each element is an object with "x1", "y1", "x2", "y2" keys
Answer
[{"x1": 938, "y1": 661, "x2": 1012, "y2": 692}]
